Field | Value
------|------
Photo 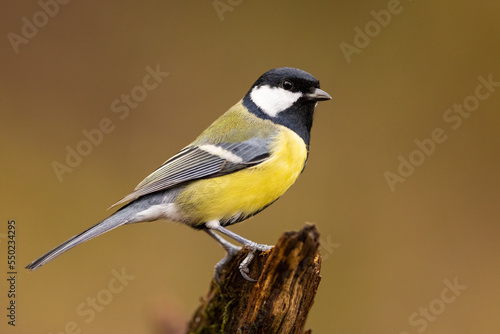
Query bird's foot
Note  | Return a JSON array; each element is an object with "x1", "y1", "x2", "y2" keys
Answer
[
  {"x1": 205, "y1": 226, "x2": 273, "y2": 283},
  {"x1": 239, "y1": 242, "x2": 273, "y2": 282}
]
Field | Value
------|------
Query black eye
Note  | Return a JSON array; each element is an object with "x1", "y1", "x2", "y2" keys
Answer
[{"x1": 282, "y1": 80, "x2": 294, "y2": 91}]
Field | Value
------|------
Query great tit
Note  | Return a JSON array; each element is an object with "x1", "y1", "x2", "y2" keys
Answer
[{"x1": 26, "y1": 67, "x2": 331, "y2": 282}]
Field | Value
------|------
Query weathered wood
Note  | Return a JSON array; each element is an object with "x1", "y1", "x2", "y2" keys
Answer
[{"x1": 186, "y1": 224, "x2": 322, "y2": 334}]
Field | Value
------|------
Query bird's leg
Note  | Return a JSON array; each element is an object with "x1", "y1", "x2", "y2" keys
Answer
[
  {"x1": 205, "y1": 229, "x2": 241, "y2": 285},
  {"x1": 207, "y1": 222, "x2": 273, "y2": 282}
]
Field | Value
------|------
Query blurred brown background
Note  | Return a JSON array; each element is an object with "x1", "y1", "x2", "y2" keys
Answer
[{"x1": 1, "y1": 1, "x2": 499, "y2": 333}]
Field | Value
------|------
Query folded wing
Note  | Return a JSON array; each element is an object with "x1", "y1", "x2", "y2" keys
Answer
[{"x1": 111, "y1": 138, "x2": 272, "y2": 208}]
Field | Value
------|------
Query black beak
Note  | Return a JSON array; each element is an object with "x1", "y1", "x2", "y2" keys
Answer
[{"x1": 305, "y1": 88, "x2": 332, "y2": 101}]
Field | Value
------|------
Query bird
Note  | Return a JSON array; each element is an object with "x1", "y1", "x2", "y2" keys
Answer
[{"x1": 25, "y1": 67, "x2": 332, "y2": 282}]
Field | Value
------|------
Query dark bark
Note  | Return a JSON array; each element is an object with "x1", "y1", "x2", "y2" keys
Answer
[{"x1": 186, "y1": 224, "x2": 322, "y2": 334}]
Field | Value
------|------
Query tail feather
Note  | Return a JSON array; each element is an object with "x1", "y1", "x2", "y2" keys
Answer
[{"x1": 26, "y1": 210, "x2": 131, "y2": 271}]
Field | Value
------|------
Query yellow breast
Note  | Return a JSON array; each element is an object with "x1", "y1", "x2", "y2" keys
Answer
[{"x1": 175, "y1": 127, "x2": 308, "y2": 224}]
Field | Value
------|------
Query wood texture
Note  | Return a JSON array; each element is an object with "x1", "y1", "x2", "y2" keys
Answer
[{"x1": 186, "y1": 224, "x2": 322, "y2": 334}]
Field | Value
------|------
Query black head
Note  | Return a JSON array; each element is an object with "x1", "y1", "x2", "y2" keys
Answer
[{"x1": 242, "y1": 67, "x2": 331, "y2": 146}]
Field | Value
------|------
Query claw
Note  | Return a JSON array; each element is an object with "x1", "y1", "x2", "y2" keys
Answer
[
  {"x1": 238, "y1": 243, "x2": 274, "y2": 282},
  {"x1": 239, "y1": 250, "x2": 257, "y2": 282}
]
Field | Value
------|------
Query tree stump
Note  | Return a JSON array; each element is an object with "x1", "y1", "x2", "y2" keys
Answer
[{"x1": 186, "y1": 223, "x2": 322, "y2": 334}]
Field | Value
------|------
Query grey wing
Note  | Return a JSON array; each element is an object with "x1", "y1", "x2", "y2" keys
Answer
[{"x1": 110, "y1": 138, "x2": 271, "y2": 208}]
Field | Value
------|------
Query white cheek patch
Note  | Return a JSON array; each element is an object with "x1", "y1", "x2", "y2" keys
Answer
[{"x1": 250, "y1": 85, "x2": 303, "y2": 117}]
